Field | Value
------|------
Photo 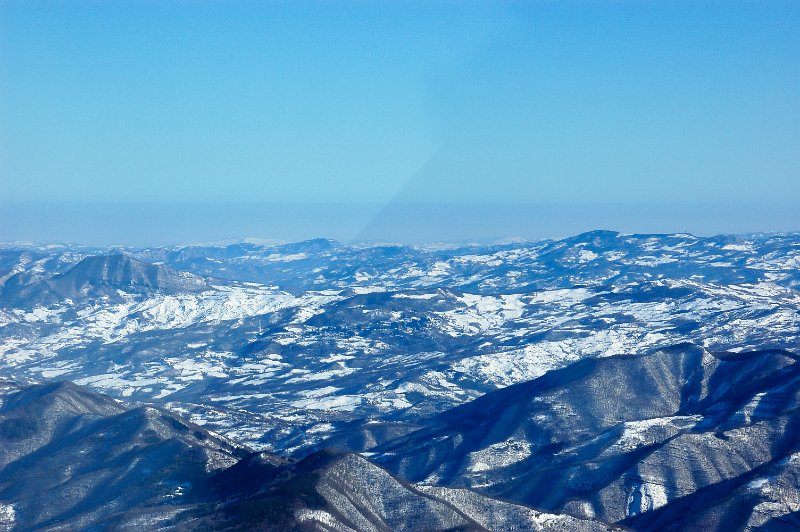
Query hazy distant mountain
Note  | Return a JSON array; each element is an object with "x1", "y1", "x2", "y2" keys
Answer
[
  {"x1": 1, "y1": 253, "x2": 207, "y2": 307},
  {"x1": 52, "y1": 253, "x2": 208, "y2": 294}
]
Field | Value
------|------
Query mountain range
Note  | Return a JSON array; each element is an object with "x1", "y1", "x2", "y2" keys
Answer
[
  {"x1": 1, "y1": 231, "x2": 799, "y2": 530},
  {"x1": 0, "y1": 379, "x2": 612, "y2": 531}
]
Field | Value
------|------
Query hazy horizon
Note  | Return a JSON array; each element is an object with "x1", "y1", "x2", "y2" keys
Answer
[{"x1": 2, "y1": 200, "x2": 798, "y2": 247}]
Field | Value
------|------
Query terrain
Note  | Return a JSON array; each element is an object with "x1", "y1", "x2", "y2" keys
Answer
[
  {"x1": 372, "y1": 344, "x2": 800, "y2": 530},
  {"x1": 0, "y1": 379, "x2": 610, "y2": 531},
  {"x1": 1, "y1": 231, "x2": 799, "y2": 529}
]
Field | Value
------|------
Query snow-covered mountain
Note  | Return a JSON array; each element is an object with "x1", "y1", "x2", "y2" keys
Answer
[
  {"x1": 1, "y1": 253, "x2": 208, "y2": 308},
  {"x1": 1, "y1": 232, "x2": 798, "y2": 453},
  {"x1": 1, "y1": 231, "x2": 800, "y2": 529},
  {"x1": 0, "y1": 379, "x2": 612, "y2": 531},
  {"x1": 370, "y1": 344, "x2": 800, "y2": 529}
]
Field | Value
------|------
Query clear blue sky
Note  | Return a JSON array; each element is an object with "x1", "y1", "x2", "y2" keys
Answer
[{"x1": 1, "y1": 1, "x2": 799, "y2": 244}]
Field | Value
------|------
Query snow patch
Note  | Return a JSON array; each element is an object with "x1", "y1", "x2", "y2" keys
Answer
[
  {"x1": 467, "y1": 440, "x2": 532, "y2": 473},
  {"x1": 627, "y1": 482, "x2": 668, "y2": 515}
]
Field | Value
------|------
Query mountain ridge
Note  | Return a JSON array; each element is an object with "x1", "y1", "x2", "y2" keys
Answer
[
  {"x1": 0, "y1": 380, "x2": 615, "y2": 531},
  {"x1": 363, "y1": 344, "x2": 800, "y2": 529},
  {"x1": 1, "y1": 253, "x2": 208, "y2": 308}
]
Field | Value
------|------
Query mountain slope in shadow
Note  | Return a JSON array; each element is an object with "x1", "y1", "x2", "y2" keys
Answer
[
  {"x1": 369, "y1": 344, "x2": 800, "y2": 529},
  {"x1": 0, "y1": 380, "x2": 614, "y2": 531}
]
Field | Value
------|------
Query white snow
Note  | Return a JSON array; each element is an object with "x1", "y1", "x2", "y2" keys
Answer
[
  {"x1": 627, "y1": 482, "x2": 668, "y2": 515},
  {"x1": 612, "y1": 416, "x2": 702, "y2": 453},
  {"x1": 291, "y1": 394, "x2": 362, "y2": 411},
  {"x1": 0, "y1": 503, "x2": 15, "y2": 528},
  {"x1": 437, "y1": 294, "x2": 525, "y2": 336},
  {"x1": 393, "y1": 292, "x2": 438, "y2": 300},
  {"x1": 467, "y1": 439, "x2": 532, "y2": 473}
]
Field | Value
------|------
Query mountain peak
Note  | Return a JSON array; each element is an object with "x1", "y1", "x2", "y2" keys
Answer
[{"x1": 49, "y1": 253, "x2": 207, "y2": 298}]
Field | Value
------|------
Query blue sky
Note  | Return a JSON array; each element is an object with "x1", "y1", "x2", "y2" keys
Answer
[{"x1": 1, "y1": 1, "x2": 799, "y2": 244}]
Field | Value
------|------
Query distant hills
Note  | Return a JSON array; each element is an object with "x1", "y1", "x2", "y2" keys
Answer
[{"x1": 1, "y1": 253, "x2": 207, "y2": 307}]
